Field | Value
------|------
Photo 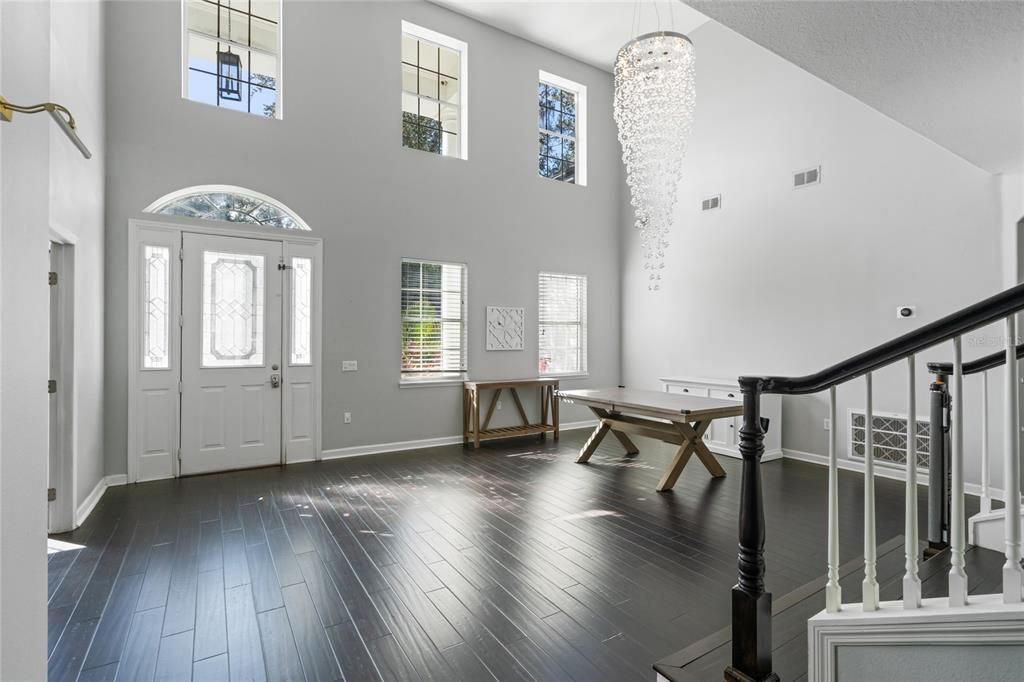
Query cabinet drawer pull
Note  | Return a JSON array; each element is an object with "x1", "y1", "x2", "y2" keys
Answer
[
  {"x1": 682, "y1": 388, "x2": 689, "y2": 392},
  {"x1": 728, "y1": 393, "x2": 735, "y2": 398}
]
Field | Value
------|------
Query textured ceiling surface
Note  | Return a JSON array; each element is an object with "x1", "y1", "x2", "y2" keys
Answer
[
  {"x1": 430, "y1": 1, "x2": 710, "y2": 71},
  {"x1": 684, "y1": 0, "x2": 1024, "y2": 174}
]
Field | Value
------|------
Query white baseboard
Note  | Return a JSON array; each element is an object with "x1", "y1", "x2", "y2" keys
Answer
[
  {"x1": 321, "y1": 420, "x2": 598, "y2": 461},
  {"x1": 782, "y1": 448, "x2": 1001, "y2": 501},
  {"x1": 75, "y1": 474, "x2": 128, "y2": 527}
]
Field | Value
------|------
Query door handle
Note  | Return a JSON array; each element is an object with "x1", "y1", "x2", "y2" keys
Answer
[{"x1": 270, "y1": 373, "x2": 281, "y2": 388}]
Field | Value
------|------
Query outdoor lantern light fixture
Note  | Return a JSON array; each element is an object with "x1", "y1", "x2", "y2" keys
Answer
[
  {"x1": 217, "y1": 48, "x2": 243, "y2": 101},
  {"x1": 613, "y1": 30, "x2": 695, "y2": 291}
]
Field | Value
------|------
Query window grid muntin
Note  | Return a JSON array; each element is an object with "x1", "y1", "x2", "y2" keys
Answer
[
  {"x1": 143, "y1": 245, "x2": 171, "y2": 369},
  {"x1": 401, "y1": 259, "x2": 467, "y2": 378},
  {"x1": 539, "y1": 272, "x2": 587, "y2": 375},
  {"x1": 401, "y1": 30, "x2": 462, "y2": 157},
  {"x1": 185, "y1": 0, "x2": 280, "y2": 118},
  {"x1": 538, "y1": 81, "x2": 577, "y2": 183}
]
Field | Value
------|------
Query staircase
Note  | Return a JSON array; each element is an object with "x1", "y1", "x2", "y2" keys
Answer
[
  {"x1": 654, "y1": 538, "x2": 1008, "y2": 681},
  {"x1": 689, "y1": 282, "x2": 1024, "y2": 682},
  {"x1": 970, "y1": 507, "x2": 1024, "y2": 554}
]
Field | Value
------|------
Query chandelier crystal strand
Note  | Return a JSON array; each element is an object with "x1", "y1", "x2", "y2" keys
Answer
[{"x1": 613, "y1": 32, "x2": 695, "y2": 291}]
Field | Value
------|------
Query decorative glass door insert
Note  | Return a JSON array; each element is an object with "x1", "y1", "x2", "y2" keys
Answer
[{"x1": 201, "y1": 250, "x2": 266, "y2": 367}]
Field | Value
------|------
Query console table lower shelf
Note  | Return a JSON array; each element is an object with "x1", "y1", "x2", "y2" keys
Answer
[{"x1": 463, "y1": 378, "x2": 560, "y2": 449}]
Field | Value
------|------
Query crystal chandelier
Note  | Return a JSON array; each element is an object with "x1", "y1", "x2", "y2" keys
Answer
[{"x1": 614, "y1": 31, "x2": 695, "y2": 290}]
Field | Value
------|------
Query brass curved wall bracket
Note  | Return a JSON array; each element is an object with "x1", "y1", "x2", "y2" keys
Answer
[{"x1": 0, "y1": 96, "x2": 91, "y2": 159}]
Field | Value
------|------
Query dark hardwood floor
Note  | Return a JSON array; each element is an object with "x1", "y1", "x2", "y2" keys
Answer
[{"x1": 48, "y1": 429, "x2": 957, "y2": 681}]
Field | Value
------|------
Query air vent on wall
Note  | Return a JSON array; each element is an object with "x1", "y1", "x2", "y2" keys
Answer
[
  {"x1": 793, "y1": 165, "x2": 821, "y2": 188},
  {"x1": 701, "y1": 194, "x2": 721, "y2": 211},
  {"x1": 850, "y1": 410, "x2": 930, "y2": 469}
]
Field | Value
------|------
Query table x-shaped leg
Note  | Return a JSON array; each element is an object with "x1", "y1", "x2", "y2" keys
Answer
[
  {"x1": 656, "y1": 420, "x2": 724, "y2": 492},
  {"x1": 575, "y1": 407, "x2": 639, "y2": 463}
]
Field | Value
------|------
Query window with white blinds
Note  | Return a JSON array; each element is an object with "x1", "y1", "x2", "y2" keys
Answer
[
  {"x1": 538, "y1": 272, "x2": 587, "y2": 376},
  {"x1": 401, "y1": 259, "x2": 467, "y2": 380}
]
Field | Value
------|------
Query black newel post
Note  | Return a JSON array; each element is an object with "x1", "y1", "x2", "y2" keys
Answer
[
  {"x1": 724, "y1": 379, "x2": 779, "y2": 682},
  {"x1": 926, "y1": 374, "x2": 950, "y2": 557}
]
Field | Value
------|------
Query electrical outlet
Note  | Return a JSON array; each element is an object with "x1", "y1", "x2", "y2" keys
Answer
[
  {"x1": 344, "y1": 412, "x2": 352, "y2": 424},
  {"x1": 342, "y1": 360, "x2": 358, "y2": 372},
  {"x1": 824, "y1": 418, "x2": 831, "y2": 430}
]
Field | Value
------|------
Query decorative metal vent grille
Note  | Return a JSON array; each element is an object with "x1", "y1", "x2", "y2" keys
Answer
[{"x1": 850, "y1": 411, "x2": 930, "y2": 469}]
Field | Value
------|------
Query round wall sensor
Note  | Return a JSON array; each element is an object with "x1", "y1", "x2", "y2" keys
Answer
[{"x1": 897, "y1": 306, "x2": 916, "y2": 319}]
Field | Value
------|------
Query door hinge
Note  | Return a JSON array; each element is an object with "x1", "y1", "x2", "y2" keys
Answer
[
  {"x1": 47, "y1": 487, "x2": 56, "y2": 502},
  {"x1": 178, "y1": 381, "x2": 182, "y2": 394},
  {"x1": 179, "y1": 314, "x2": 183, "y2": 328},
  {"x1": 48, "y1": 379, "x2": 57, "y2": 394},
  {"x1": 48, "y1": 271, "x2": 58, "y2": 286},
  {"x1": 179, "y1": 248, "x2": 184, "y2": 261},
  {"x1": 277, "y1": 262, "x2": 288, "y2": 271}
]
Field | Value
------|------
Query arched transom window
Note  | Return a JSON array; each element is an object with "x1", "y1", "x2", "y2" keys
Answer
[{"x1": 145, "y1": 185, "x2": 310, "y2": 231}]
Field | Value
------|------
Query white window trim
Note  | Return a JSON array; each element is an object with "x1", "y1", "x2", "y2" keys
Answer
[
  {"x1": 538, "y1": 70, "x2": 587, "y2": 186},
  {"x1": 402, "y1": 20, "x2": 469, "y2": 160},
  {"x1": 538, "y1": 271, "x2": 588, "y2": 377},
  {"x1": 399, "y1": 257, "x2": 469, "y2": 385},
  {"x1": 180, "y1": 0, "x2": 285, "y2": 119}
]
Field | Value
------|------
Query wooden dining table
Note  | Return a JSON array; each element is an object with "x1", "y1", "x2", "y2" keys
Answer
[{"x1": 557, "y1": 387, "x2": 744, "y2": 492}]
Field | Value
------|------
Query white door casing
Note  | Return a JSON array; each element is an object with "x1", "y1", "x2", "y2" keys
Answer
[
  {"x1": 181, "y1": 233, "x2": 283, "y2": 476},
  {"x1": 48, "y1": 241, "x2": 76, "y2": 532},
  {"x1": 127, "y1": 217, "x2": 322, "y2": 483}
]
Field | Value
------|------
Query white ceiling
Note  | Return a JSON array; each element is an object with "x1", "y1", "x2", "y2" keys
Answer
[
  {"x1": 684, "y1": 0, "x2": 1024, "y2": 174},
  {"x1": 430, "y1": 1, "x2": 710, "y2": 71},
  {"x1": 435, "y1": 0, "x2": 1024, "y2": 175}
]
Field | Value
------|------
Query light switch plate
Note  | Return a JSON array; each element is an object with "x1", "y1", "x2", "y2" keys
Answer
[{"x1": 342, "y1": 360, "x2": 358, "y2": 371}]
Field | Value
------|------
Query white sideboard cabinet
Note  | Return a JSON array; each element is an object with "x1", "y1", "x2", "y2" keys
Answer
[{"x1": 660, "y1": 377, "x2": 783, "y2": 462}]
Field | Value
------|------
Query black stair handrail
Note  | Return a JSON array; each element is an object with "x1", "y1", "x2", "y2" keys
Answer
[
  {"x1": 927, "y1": 342, "x2": 1024, "y2": 376},
  {"x1": 739, "y1": 282, "x2": 1024, "y2": 395}
]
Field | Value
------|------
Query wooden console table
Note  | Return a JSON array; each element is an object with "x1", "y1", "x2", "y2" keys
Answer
[{"x1": 463, "y1": 378, "x2": 560, "y2": 448}]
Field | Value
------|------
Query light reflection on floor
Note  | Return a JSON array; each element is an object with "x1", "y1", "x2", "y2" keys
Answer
[{"x1": 47, "y1": 538, "x2": 85, "y2": 554}]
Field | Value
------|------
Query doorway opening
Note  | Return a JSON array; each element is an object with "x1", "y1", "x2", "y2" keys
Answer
[{"x1": 48, "y1": 241, "x2": 75, "y2": 532}]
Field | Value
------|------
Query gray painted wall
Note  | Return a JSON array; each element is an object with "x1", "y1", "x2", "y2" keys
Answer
[
  {"x1": 621, "y1": 22, "x2": 1008, "y2": 490},
  {"x1": 104, "y1": 0, "x2": 624, "y2": 474}
]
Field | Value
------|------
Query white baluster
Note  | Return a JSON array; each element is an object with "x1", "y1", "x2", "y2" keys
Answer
[
  {"x1": 1003, "y1": 316, "x2": 1023, "y2": 603},
  {"x1": 949, "y1": 336, "x2": 968, "y2": 607},
  {"x1": 903, "y1": 357, "x2": 921, "y2": 608},
  {"x1": 980, "y1": 371, "x2": 992, "y2": 514},
  {"x1": 863, "y1": 372, "x2": 879, "y2": 611},
  {"x1": 826, "y1": 385, "x2": 841, "y2": 613}
]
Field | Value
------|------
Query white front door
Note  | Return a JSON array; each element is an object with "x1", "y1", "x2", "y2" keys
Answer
[{"x1": 181, "y1": 233, "x2": 284, "y2": 475}]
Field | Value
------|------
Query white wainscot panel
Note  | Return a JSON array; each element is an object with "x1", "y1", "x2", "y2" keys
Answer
[
  {"x1": 139, "y1": 388, "x2": 174, "y2": 481},
  {"x1": 200, "y1": 386, "x2": 226, "y2": 450},
  {"x1": 290, "y1": 382, "x2": 312, "y2": 441},
  {"x1": 241, "y1": 383, "x2": 266, "y2": 446}
]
